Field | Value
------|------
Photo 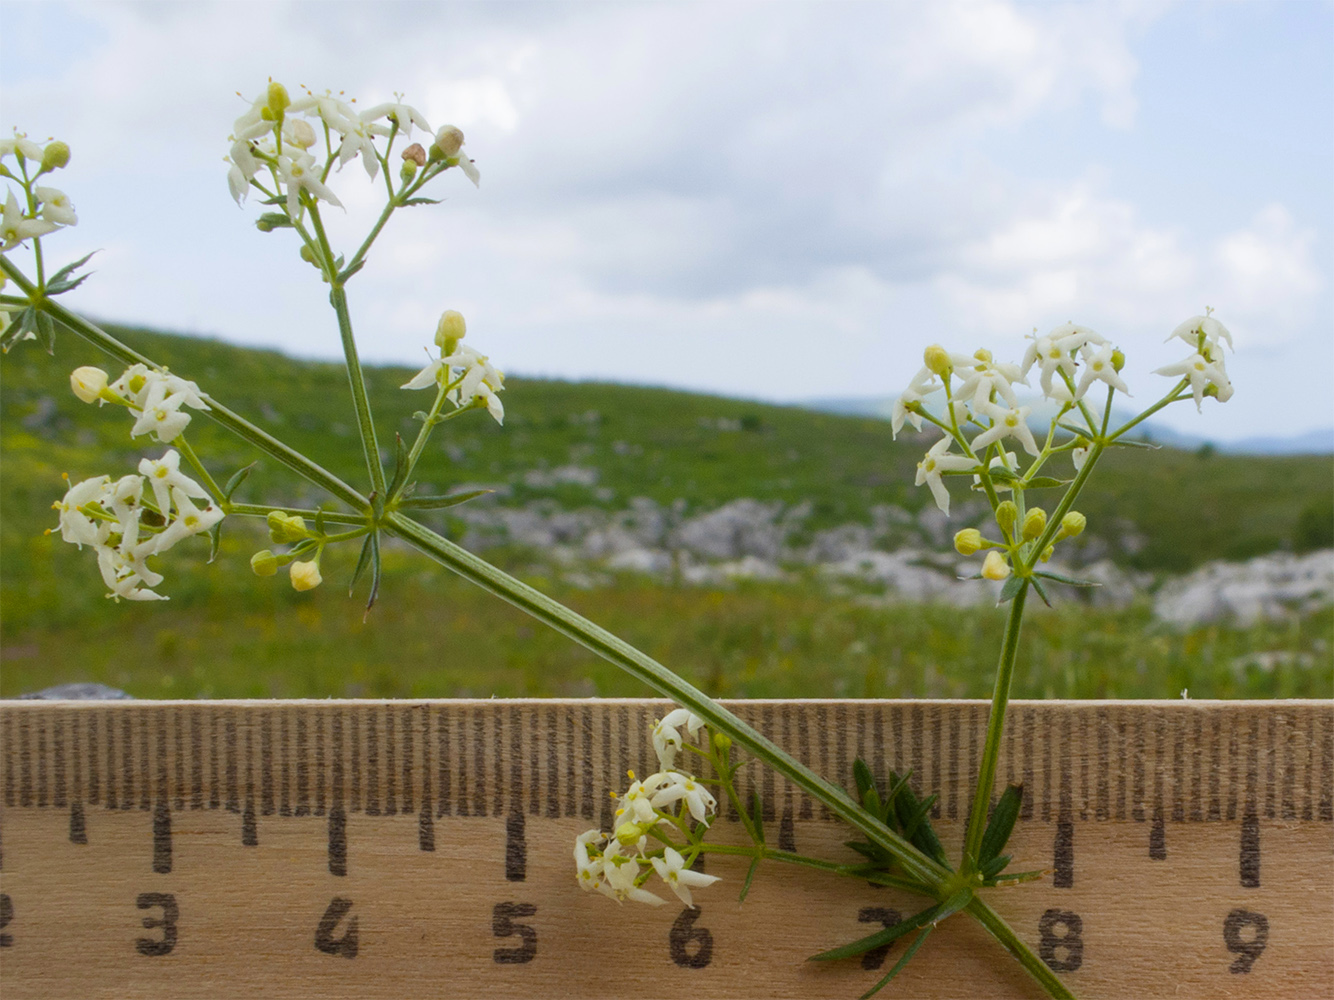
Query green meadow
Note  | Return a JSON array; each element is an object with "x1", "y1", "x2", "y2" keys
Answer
[{"x1": 2, "y1": 325, "x2": 1330, "y2": 700}]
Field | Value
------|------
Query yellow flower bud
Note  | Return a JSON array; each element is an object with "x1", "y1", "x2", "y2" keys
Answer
[
  {"x1": 981, "y1": 551, "x2": 1011, "y2": 580},
  {"x1": 250, "y1": 550, "x2": 280, "y2": 577},
  {"x1": 923, "y1": 344, "x2": 952, "y2": 376},
  {"x1": 290, "y1": 559, "x2": 322, "y2": 592},
  {"x1": 70, "y1": 366, "x2": 108, "y2": 403},
  {"x1": 266, "y1": 81, "x2": 290, "y2": 119},
  {"x1": 1040, "y1": 545, "x2": 1054, "y2": 563},
  {"x1": 995, "y1": 500, "x2": 1018, "y2": 534},
  {"x1": 1059, "y1": 511, "x2": 1087, "y2": 539},
  {"x1": 954, "y1": 528, "x2": 984, "y2": 556},
  {"x1": 973, "y1": 348, "x2": 993, "y2": 363},
  {"x1": 267, "y1": 511, "x2": 308, "y2": 543},
  {"x1": 1022, "y1": 507, "x2": 1047, "y2": 541},
  {"x1": 41, "y1": 141, "x2": 70, "y2": 171},
  {"x1": 614, "y1": 822, "x2": 644, "y2": 847},
  {"x1": 434, "y1": 310, "x2": 467, "y2": 350},
  {"x1": 1111, "y1": 348, "x2": 1125, "y2": 372},
  {"x1": 712, "y1": 732, "x2": 731, "y2": 753}
]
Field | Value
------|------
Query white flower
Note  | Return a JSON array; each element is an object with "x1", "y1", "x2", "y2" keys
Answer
[
  {"x1": 616, "y1": 771, "x2": 672, "y2": 825},
  {"x1": 335, "y1": 117, "x2": 390, "y2": 180},
  {"x1": 1153, "y1": 351, "x2": 1233, "y2": 411},
  {"x1": 650, "y1": 771, "x2": 717, "y2": 824},
  {"x1": 1170, "y1": 314, "x2": 1233, "y2": 352},
  {"x1": 148, "y1": 488, "x2": 223, "y2": 555},
  {"x1": 914, "y1": 438, "x2": 978, "y2": 515},
  {"x1": 290, "y1": 90, "x2": 359, "y2": 135},
  {"x1": 599, "y1": 842, "x2": 665, "y2": 905},
  {"x1": 96, "y1": 539, "x2": 166, "y2": 602},
  {"x1": 277, "y1": 151, "x2": 344, "y2": 218},
  {"x1": 402, "y1": 343, "x2": 506, "y2": 424},
  {"x1": 970, "y1": 401, "x2": 1039, "y2": 457},
  {"x1": 0, "y1": 133, "x2": 44, "y2": 162},
  {"x1": 1021, "y1": 324, "x2": 1104, "y2": 398},
  {"x1": 70, "y1": 366, "x2": 108, "y2": 403},
  {"x1": 652, "y1": 708, "x2": 705, "y2": 770},
  {"x1": 1047, "y1": 322, "x2": 1107, "y2": 350},
  {"x1": 129, "y1": 378, "x2": 193, "y2": 442},
  {"x1": 981, "y1": 550, "x2": 1011, "y2": 581},
  {"x1": 891, "y1": 366, "x2": 943, "y2": 438},
  {"x1": 290, "y1": 559, "x2": 323, "y2": 591},
  {"x1": 53, "y1": 475, "x2": 112, "y2": 547},
  {"x1": 1075, "y1": 343, "x2": 1131, "y2": 399},
  {"x1": 1, "y1": 190, "x2": 57, "y2": 249},
  {"x1": 954, "y1": 353, "x2": 1027, "y2": 410},
  {"x1": 138, "y1": 450, "x2": 209, "y2": 519},
  {"x1": 34, "y1": 186, "x2": 77, "y2": 227},
  {"x1": 1071, "y1": 445, "x2": 1089, "y2": 471},
  {"x1": 574, "y1": 829, "x2": 607, "y2": 892},
  {"x1": 360, "y1": 101, "x2": 433, "y2": 139},
  {"x1": 475, "y1": 383, "x2": 505, "y2": 425},
  {"x1": 651, "y1": 847, "x2": 720, "y2": 907},
  {"x1": 226, "y1": 140, "x2": 262, "y2": 204}
]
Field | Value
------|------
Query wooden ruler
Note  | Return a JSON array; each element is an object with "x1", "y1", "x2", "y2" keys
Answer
[{"x1": 0, "y1": 699, "x2": 1330, "y2": 998}]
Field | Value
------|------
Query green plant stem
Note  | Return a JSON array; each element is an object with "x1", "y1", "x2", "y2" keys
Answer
[
  {"x1": 967, "y1": 897, "x2": 1076, "y2": 999},
  {"x1": 384, "y1": 509, "x2": 949, "y2": 889},
  {"x1": 694, "y1": 842, "x2": 924, "y2": 893},
  {"x1": 224, "y1": 502, "x2": 367, "y2": 526},
  {"x1": 962, "y1": 581, "x2": 1029, "y2": 867}
]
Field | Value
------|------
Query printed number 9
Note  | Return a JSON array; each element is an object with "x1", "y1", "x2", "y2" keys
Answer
[{"x1": 1223, "y1": 909, "x2": 1268, "y2": 974}]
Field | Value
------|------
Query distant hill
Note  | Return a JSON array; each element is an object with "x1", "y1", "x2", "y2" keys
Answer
[{"x1": 806, "y1": 396, "x2": 1334, "y2": 456}]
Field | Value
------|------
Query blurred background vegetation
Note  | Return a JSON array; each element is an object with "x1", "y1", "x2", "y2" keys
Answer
[{"x1": 2, "y1": 326, "x2": 1330, "y2": 700}]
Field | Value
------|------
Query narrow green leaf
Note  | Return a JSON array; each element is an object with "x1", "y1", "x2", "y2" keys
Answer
[
  {"x1": 853, "y1": 758, "x2": 876, "y2": 801},
  {"x1": 397, "y1": 488, "x2": 493, "y2": 510},
  {"x1": 1022, "y1": 476, "x2": 1069, "y2": 489},
  {"x1": 988, "y1": 867, "x2": 1047, "y2": 885},
  {"x1": 1030, "y1": 575, "x2": 1052, "y2": 607},
  {"x1": 1034, "y1": 570, "x2": 1101, "y2": 587},
  {"x1": 1110, "y1": 437, "x2": 1162, "y2": 450},
  {"x1": 739, "y1": 854, "x2": 760, "y2": 904},
  {"x1": 206, "y1": 521, "x2": 222, "y2": 564},
  {"x1": 980, "y1": 853, "x2": 1012, "y2": 880},
  {"x1": 314, "y1": 506, "x2": 327, "y2": 536},
  {"x1": 751, "y1": 791, "x2": 765, "y2": 845},
  {"x1": 46, "y1": 272, "x2": 92, "y2": 296},
  {"x1": 858, "y1": 926, "x2": 934, "y2": 1000},
  {"x1": 365, "y1": 530, "x2": 382, "y2": 615},
  {"x1": 339, "y1": 259, "x2": 366, "y2": 283},
  {"x1": 349, "y1": 532, "x2": 375, "y2": 597},
  {"x1": 257, "y1": 212, "x2": 292, "y2": 229},
  {"x1": 35, "y1": 309, "x2": 55, "y2": 352},
  {"x1": 892, "y1": 783, "x2": 948, "y2": 867},
  {"x1": 979, "y1": 782, "x2": 1024, "y2": 866},
  {"x1": 997, "y1": 574, "x2": 1023, "y2": 604},
  {"x1": 2, "y1": 306, "x2": 37, "y2": 352},
  {"x1": 46, "y1": 250, "x2": 98, "y2": 286},
  {"x1": 401, "y1": 196, "x2": 442, "y2": 206},
  {"x1": 385, "y1": 433, "x2": 409, "y2": 500},
  {"x1": 988, "y1": 466, "x2": 1020, "y2": 483},
  {"x1": 809, "y1": 901, "x2": 943, "y2": 962},
  {"x1": 222, "y1": 462, "x2": 259, "y2": 501},
  {"x1": 843, "y1": 841, "x2": 883, "y2": 863}
]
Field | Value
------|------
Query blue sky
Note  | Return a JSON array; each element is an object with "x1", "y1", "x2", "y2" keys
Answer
[{"x1": 2, "y1": 0, "x2": 1331, "y2": 441}]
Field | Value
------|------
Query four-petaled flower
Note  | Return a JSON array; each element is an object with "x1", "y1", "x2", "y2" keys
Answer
[
  {"x1": 651, "y1": 847, "x2": 721, "y2": 907},
  {"x1": 1, "y1": 190, "x2": 58, "y2": 249},
  {"x1": 915, "y1": 438, "x2": 978, "y2": 515}
]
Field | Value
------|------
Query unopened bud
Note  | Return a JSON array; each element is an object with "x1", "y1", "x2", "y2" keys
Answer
[
  {"x1": 299, "y1": 244, "x2": 316, "y2": 263},
  {"x1": 434, "y1": 310, "x2": 467, "y2": 350},
  {"x1": 1059, "y1": 511, "x2": 1087, "y2": 539},
  {"x1": 256, "y1": 218, "x2": 275, "y2": 233},
  {"x1": 267, "y1": 511, "x2": 308, "y2": 543},
  {"x1": 400, "y1": 159, "x2": 418, "y2": 183},
  {"x1": 1022, "y1": 507, "x2": 1047, "y2": 541},
  {"x1": 973, "y1": 348, "x2": 993, "y2": 363},
  {"x1": 266, "y1": 81, "x2": 290, "y2": 119},
  {"x1": 289, "y1": 119, "x2": 317, "y2": 149},
  {"x1": 995, "y1": 500, "x2": 1018, "y2": 534},
  {"x1": 1111, "y1": 348, "x2": 1125, "y2": 372},
  {"x1": 614, "y1": 822, "x2": 644, "y2": 847},
  {"x1": 290, "y1": 559, "x2": 322, "y2": 591},
  {"x1": 250, "y1": 550, "x2": 280, "y2": 577},
  {"x1": 41, "y1": 141, "x2": 70, "y2": 171},
  {"x1": 70, "y1": 366, "x2": 108, "y2": 403},
  {"x1": 712, "y1": 732, "x2": 731, "y2": 753},
  {"x1": 923, "y1": 344, "x2": 952, "y2": 377},
  {"x1": 954, "y1": 528, "x2": 984, "y2": 556},
  {"x1": 1040, "y1": 545, "x2": 1054, "y2": 563},
  {"x1": 981, "y1": 550, "x2": 1011, "y2": 581},
  {"x1": 434, "y1": 125, "x2": 465, "y2": 159},
  {"x1": 401, "y1": 143, "x2": 427, "y2": 167}
]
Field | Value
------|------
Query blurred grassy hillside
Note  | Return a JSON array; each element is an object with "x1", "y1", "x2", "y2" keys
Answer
[{"x1": 2, "y1": 325, "x2": 1330, "y2": 700}]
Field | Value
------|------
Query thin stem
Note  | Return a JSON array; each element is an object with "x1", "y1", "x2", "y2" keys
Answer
[
  {"x1": 1109, "y1": 380, "x2": 1189, "y2": 441},
  {"x1": 967, "y1": 897, "x2": 1076, "y2": 999},
  {"x1": 224, "y1": 502, "x2": 368, "y2": 526},
  {"x1": 173, "y1": 435, "x2": 225, "y2": 503},
  {"x1": 384, "y1": 509, "x2": 950, "y2": 890},
  {"x1": 962, "y1": 581, "x2": 1029, "y2": 867}
]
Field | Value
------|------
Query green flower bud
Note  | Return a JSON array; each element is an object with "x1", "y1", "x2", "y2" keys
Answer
[
  {"x1": 954, "y1": 528, "x2": 984, "y2": 556},
  {"x1": 1022, "y1": 507, "x2": 1047, "y2": 541},
  {"x1": 256, "y1": 218, "x2": 275, "y2": 233},
  {"x1": 266, "y1": 81, "x2": 290, "y2": 119},
  {"x1": 299, "y1": 244, "x2": 316, "y2": 263},
  {"x1": 400, "y1": 159, "x2": 418, "y2": 183},
  {"x1": 995, "y1": 500, "x2": 1018, "y2": 534},
  {"x1": 712, "y1": 732, "x2": 732, "y2": 753},
  {"x1": 1059, "y1": 511, "x2": 1087, "y2": 539},
  {"x1": 973, "y1": 348, "x2": 993, "y2": 364},
  {"x1": 250, "y1": 550, "x2": 280, "y2": 577},
  {"x1": 41, "y1": 141, "x2": 70, "y2": 171},
  {"x1": 614, "y1": 822, "x2": 644, "y2": 847},
  {"x1": 434, "y1": 310, "x2": 467, "y2": 351},
  {"x1": 1111, "y1": 348, "x2": 1125, "y2": 372},
  {"x1": 1040, "y1": 545, "x2": 1054, "y2": 563},
  {"x1": 267, "y1": 511, "x2": 308, "y2": 544},
  {"x1": 923, "y1": 344, "x2": 952, "y2": 377}
]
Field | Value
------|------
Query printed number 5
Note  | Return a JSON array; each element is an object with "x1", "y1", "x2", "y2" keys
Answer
[{"x1": 493, "y1": 902, "x2": 537, "y2": 964}]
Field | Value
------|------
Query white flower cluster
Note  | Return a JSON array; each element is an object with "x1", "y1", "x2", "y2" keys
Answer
[
  {"x1": 53, "y1": 450, "x2": 223, "y2": 602},
  {"x1": 574, "y1": 708, "x2": 721, "y2": 907},
  {"x1": 71, "y1": 364, "x2": 211, "y2": 443},
  {"x1": 225, "y1": 82, "x2": 478, "y2": 214},
  {"x1": 401, "y1": 310, "x2": 506, "y2": 424},
  {"x1": 896, "y1": 315, "x2": 1233, "y2": 516},
  {"x1": 1, "y1": 131, "x2": 76, "y2": 250}
]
